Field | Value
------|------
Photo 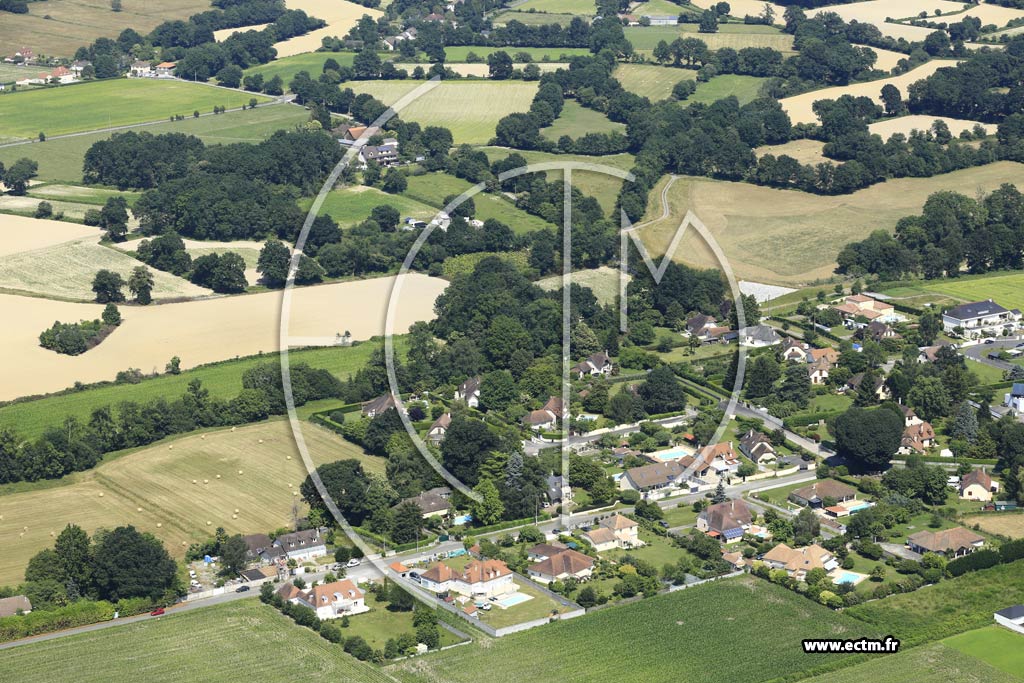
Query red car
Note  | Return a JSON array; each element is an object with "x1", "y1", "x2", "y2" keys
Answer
[{"x1": 150, "y1": 607, "x2": 165, "y2": 617}]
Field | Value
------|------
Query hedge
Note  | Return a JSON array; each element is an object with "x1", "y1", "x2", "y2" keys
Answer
[
  {"x1": 785, "y1": 410, "x2": 843, "y2": 429},
  {"x1": 0, "y1": 596, "x2": 157, "y2": 643},
  {"x1": 947, "y1": 549, "x2": 1001, "y2": 577}
]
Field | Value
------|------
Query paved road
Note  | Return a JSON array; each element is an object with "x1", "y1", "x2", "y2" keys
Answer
[
  {"x1": 728, "y1": 401, "x2": 836, "y2": 460},
  {"x1": 962, "y1": 337, "x2": 1024, "y2": 372},
  {"x1": 523, "y1": 410, "x2": 695, "y2": 456}
]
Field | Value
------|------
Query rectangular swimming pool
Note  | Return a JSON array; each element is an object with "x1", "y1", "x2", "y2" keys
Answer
[
  {"x1": 495, "y1": 593, "x2": 533, "y2": 609},
  {"x1": 649, "y1": 446, "x2": 695, "y2": 461}
]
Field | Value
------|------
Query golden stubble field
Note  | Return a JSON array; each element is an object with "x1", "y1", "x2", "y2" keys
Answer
[
  {"x1": 807, "y1": 0, "x2": 968, "y2": 41},
  {"x1": 963, "y1": 514, "x2": 1024, "y2": 539},
  {"x1": 272, "y1": 0, "x2": 383, "y2": 58},
  {"x1": 0, "y1": 420, "x2": 382, "y2": 586},
  {"x1": 635, "y1": 161, "x2": 1024, "y2": 286},
  {"x1": 0, "y1": 214, "x2": 100, "y2": 256},
  {"x1": 780, "y1": 60, "x2": 958, "y2": 125},
  {"x1": 868, "y1": 115, "x2": 995, "y2": 139},
  {"x1": 0, "y1": 272, "x2": 448, "y2": 400}
]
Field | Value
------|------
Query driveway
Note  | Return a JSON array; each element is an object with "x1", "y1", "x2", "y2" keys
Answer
[{"x1": 962, "y1": 337, "x2": 1024, "y2": 372}]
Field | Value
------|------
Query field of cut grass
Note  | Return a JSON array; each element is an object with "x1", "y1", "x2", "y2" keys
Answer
[
  {"x1": 625, "y1": 24, "x2": 795, "y2": 53},
  {"x1": 492, "y1": 10, "x2": 579, "y2": 25},
  {"x1": 404, "y1": 172, "x2": 555, "y2": 234},
  {"x1": 27, "y1": 184, "x2": 141, "y2": 207},
  {"x1": 754, "y1": 139, "x2": 828, "y2": 166},
  {"x1": 541, "y1": 100, "x2": 625, "y2": 141},
  {"x1": 0, "y1": 600, "x2": 395, "y2": 683},
  {"x1": 302, "y1": 185, "x2": 440, "y2": 226},
  {"x1": 0, "y1": 238, "x2": 207, "y2": 301},
  {"x1": 346, "y1": 80, "x2": 538, "y2": 144},
  {"x1": 389, "y1": 575, "x2": 876, "y2": 683},
  {"x1": 441, "y1": 45, "x2": 591, "y2": 62},
  {"x1": 242, "y1": 52, "x2": 357, "y2": 84},
  {"x1": 512, "y1": 0, "x2": 594, "y2": 14},
  {"x1": 0, "y1": 103, "x2": 307, "y2": 183},
  {"x1": 689, "y1": 74, "x2": 768, "y2": 105},
  {"x1": 0, "y1": 0, "x2": 209, "y2": 57},
  {"x1": 963, "y1": 513, "x2": 1024, "y2": 539},
  {"x1": 635, "y1": 161, "x2": 1024, "y2": 285},
  {"x1": 943, "y1": 626, "x2": 1024, "y2": 678},
  {"x1": 616, "y1": 63, "x2": 692, "y2": 101},
  {"x1": 0, "y1": 80, "x2": 270, "y2": 140},
  {"x1": 538, "y1": 266, "x2": 620, "y2": 306},
  {"x1": 799, "y1": 641, "x2": 1023, "y2": 683},
  {"x1": 0, "y1": 64, "x2": 35, "y2": 84},
  {"x1": 883, "y1": 272, "x2": 1024, "y2": 314},
  {"x1": 0, "y1": 419, "x2": 381, "y2": 586},
  {"x1": 845, "y1": 561, "x2": 1024, "y2": 647},
  {"x1": 479, "y1": 147, "x2": 636, "y2": 215},
  {"x1": 0, "y1": 341, "x2": 398, "y2": 440}
]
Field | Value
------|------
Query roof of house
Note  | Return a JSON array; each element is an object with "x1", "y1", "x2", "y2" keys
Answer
[
  {"x1": 907, "y1": 527, "x2": 985, "y2": 553},
  {"x1": 762, "y1": 543, "x2": 832, "y2": 572},
  {"x1": 996, "y1": 605, "x2": 1024, "y2": 619},
  {"x1": 542, "y1": 396, "x2": 563, "y2": 415},
  {"x1": 529, "y1": 548, "x2": 594, "y2": 578},
  {"x1": 420, "y1": 562, "x2": 457, "y2": 584},
  {"x1": 242, "y1": 533, "x2": 274, "y2": 557},
  {"x1": 902, "y1": 421, "x2": 936, "y2": 452},
  {"x1": 791, "y1": 480, "x2": 857, "y2": 502},
  {"x1": 624, "y1": 460, "x2": 684, "y2": 489},
  {"x1": 0, "y1": 595, "x2": 31, "y2": 617},
  {"x1": 739, "y1": 325, "x2": 780, "y2": 344},
  {"x1": 429, "y1": 412, "x2": 451, "y2": 432},
  {"x1": 601, "y1": 514, "x2": 638, "y2": 531},
  {"x1": 698, "y1": 441, "x2": 738, "y2": 467},
  {"x1": 958, "y1": 471, "x2": 991, "y2": 491},
  {"x1": 461, "y1": 559, "x2": 511, "y2": 584},
  {"x1": 523, "y1": 409, "x2": 557, "y2": 426},
  {"x1": 582, "y1": 527, "x2": 617, "y2": 546},
  {"x1": 390, "y1": 561, "x2": 410, "y2": 573},
  {"x1": 274, "y1": 528, "x2": 325, "y2": 552},
  {"x1": 809, "y1": 348, "x2": 839, "y2": 363},
  {"x1": 395, "y1": 486, "x2": 451, "y2": 514},
  {"x1": 458, "y1": 376, "x2": 481, "y2": 397},
  {"x1": 945, "y1": 300, "x2": 1010, "y2": 321},
  {"x1": 527, "y1": 542, "x2": 568, "y2": 558},
  {"x1": 276, "y1": 583, "x2": 305, "y2": 601},
  {"x1": 739, "y1": 429, "x2": 775, "y2": 461},
  {"x1": 362, "y1": 393, "x2": 396, "y2": 415},
  {"x1": 1011, "y1": 383, "x2": 1024, "y2": 397},
  {"x1": 310, "y1": 579, "x2": 363, "y2": 606},
  {"x1": 155, "y1": 61, "x2": 176, "y2": 68},
  {"x1": 687, "y1": 314, "x2": 715, "y2": 332},
  {"x1": 701, "y1": 499, "x2": 752, "y2": 535}
]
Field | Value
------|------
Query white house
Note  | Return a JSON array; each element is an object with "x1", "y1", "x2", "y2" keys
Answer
[
  {"x1": 738, "y1": 325, "x2": 781, "y2": 348},
  {"x1": 994, "y1": 605, "x2": 1024, "y2": 635},
  {"x1": 455, "y1": 376, "x2": 481, "y2": 407},
  {"x1": 527, "y1": 548, "x2": 594, "y2": 584},
  {"x1": 272, "y1": 528, "x2": 328, "y2": 562},
  {"x1": 581, "y1": 514, "x2": 639, "y2": 552},
  {"x1": 572, "y1": 351, "x2": 612, "y2": 379},
  {"x1": 760, "y1": 543, "x2": 838, "y2": 581},
  {"x1": 1005, "y1": 383, "x2": 1024, "y2": 414},
  {"x1": 417, "y1": 559, "x2": 514, "y2": 598},
  {"x1": 278, "y1": 579, "x2": 368, "y2": 618},
  {"x1": 942, "y1": 300, "x2": 1021, "y2": 338}
]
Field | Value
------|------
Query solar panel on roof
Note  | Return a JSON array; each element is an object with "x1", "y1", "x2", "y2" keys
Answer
[{"x1": 723, "y1": 528, "x2": 744, "y2": 540}]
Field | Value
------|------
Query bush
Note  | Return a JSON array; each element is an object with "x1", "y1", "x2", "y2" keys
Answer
[{"x1": 947, "y1": 549, "x2": 1001, "y2": 577}]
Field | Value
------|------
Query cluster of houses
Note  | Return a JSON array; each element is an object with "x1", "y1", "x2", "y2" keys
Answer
[
  {"x1": 128, "y1": 61, "x2": 176, "y2": 79},
  {"x1": 381, "y1": 27, "x2": 417, "y2": 51},
  {"x1": 11, "y1": 60, "x2": 91, "y2": 87}
]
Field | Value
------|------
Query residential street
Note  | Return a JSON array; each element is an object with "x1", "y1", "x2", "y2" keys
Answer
[{"x1": 961, "y1": 336, "x2": 1024, "y2": 371}]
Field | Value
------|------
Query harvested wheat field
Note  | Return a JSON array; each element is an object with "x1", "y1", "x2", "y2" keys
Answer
[
  {"x1": 780, "y1": 60, "x2": 958, "y2": 125},
  {"x1": 858, "y1": 44, "x2": 907, "y2": 72},
  {"x1": 273, "y1": 0, "x2": 383, "y2": 57},
  {"x1": 634, "y1": 161, "x2": 1024, "y2": 286},
  {"x1": 393, "y1": 62, "x2": 568, "y2": 77},
  {"x1": 0, "y1": 238, "x2": 207, "y2": 301},
  {"x1": 963, "y1": 514, "x2": 1024, "y2": 539},
  {"x1": 213, "y1": 23, "x2": 270, "y2": 41},
  {"x1": 0, "y1": 420, "x2": 378, "y2": 586},
  {"x1": 0, "y1": 214, "x2": 100, "y2": 256},
  {"x1": 958, "y1": 3, "x2": 1024, "y2": 28},
  {"x1": 868, "y1": 115, "x2": 995, "y2": 140},
  {"x1": 0, "y1": 272, "x2": 447, "y2": 400},
  {"x1": 690, "y1": 0, "x2": 786, "y2": 20},
  {"x1": 754, "y1": 139, "x2": 827, "y2": 166},
  {"x1": 807, "y1": 0, "x2": 965, "y2": 41}
]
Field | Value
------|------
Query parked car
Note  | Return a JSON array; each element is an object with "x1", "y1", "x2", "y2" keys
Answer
[
  {"x1": 984, "y1": 338, "x2": 996, "y2": 344},
  {"x1": 346, "y1": 558, "x2": 361, "y2": 568},
  {"x1": 149, "y1": 607, "x2": 165, "y2": 617},
  {"x1": 658, "y1": 520, "x2": 670, "y2": 528},
  {"x1": 235, "y1": 585, "x2": 250, "y2": 593}
]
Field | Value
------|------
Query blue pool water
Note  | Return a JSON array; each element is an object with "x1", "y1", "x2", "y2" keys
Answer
[
  {"x1": 835, "y1": 572, "x2": 861, "y2": 584},
  {"x1": 649, "y1": 447, "x2": 695, "y2": 461},
  {"x1": 495, "y1": 593, "x2": 532, "y2": 608}
]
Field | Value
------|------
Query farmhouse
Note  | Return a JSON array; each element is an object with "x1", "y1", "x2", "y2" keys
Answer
[
  {"x1": 394, "y1": 486, "x2": 451, "y2": 518},
  {"x1": 907, "y1": 527, "x2": 985, "y2": 557},
  {"x1": 760, "y1": 543, "x2": 838, "y2": 581},
  {"x1": 738, "y1": 429, "x2": 777, "y2": 465},
  {"x1": 273, "y1": 528, "x2": 328, "y2": 562},
  {"x1": 618, "y1": 460, "x2": 685, "y2": 499},
  {"x1": 1004, "y1": 383, "x2": 1024, "y2": 414},
  {"x1": 959, "y1": 470, "x2": 998, "y2": 502},
  {"x1": 697, "y1": 499, "x2": 753, "y2": 543},
  {"x1": 277, "y1": 579, "x2": 368, "y2": 618},
  {"x1": 994, "y1": 605, "x2": 1024, "y2": 635},
  {"x1": 427, "y1": 412, "x2": 451, "y2": 444},
  {"x1": 859, "y1": 321, "x2": 900, "y2": 342},
  {"x1": 581, "y1": 514, "x2": 639, "y2": 551},
  {"x1": 362, "y1": 393, "x2": 396, "y2": 417},
  {"x1": 242, "y1": 533, "x2": 277, "y2": 562},
  {"x1": 572, "y1": 351, "x2": 613, "y2": 378},
  {"x1": 942, "y1": 300, "x2": 1022, "y2": 338},
  {"x1": 129, "y1": 61, "x2": 153, "y2": 77},
  {"x1": 0, "y1": 595, "x2": 31, "y2": 617},
  {"x1": 527, "y1": 548, "x2": 594, "y2": 584},
  {"x1": 154, "y1": 62, "x2": 176, "y2": 77},
  {"x1": 789, "y1": 480, "x2": 857, "y2": 508},
  {"x1": 455, "y1": 376, "x2": 481, "y2": 407},
  {"x1": 359, "y1": 139, "x2": 400, "y2": 166},
  {"x1": 898, "y1": 421, "x2": 936, "y2": 455}
]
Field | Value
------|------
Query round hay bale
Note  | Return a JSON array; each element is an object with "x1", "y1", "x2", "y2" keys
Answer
[
  {"x1": 192, "y1": 479, "x2": 197, "y2": 484},
  {"x1": 238, "y1": 470, "x2": 243, "y2": 475},
  {"x1": 292, "y1": 491, "x2": 298, "y2": 496},
  {"x1": 50, "y1": 531, "x2": 55, "y2": 537},
  {"x1": 98, "y1": 492, "x2": 104, "y2": 497},
  {"x1": 286, "y1": 455, "x2": 291, "y2": 460},
  {"x1": 258, "y1": 439, "x2": 264, "y2": 444},
  {"x1": 231, "y1": 426, "x2": 236, "y2": 432},
  {"x1": 137, "y1": 507, "x2": 143, "y2": 512},
  {"x1": 234, "y1": 508, "x2": 239, "y2": 514},
  {"x1": 232, "y1": 514, "x2": 238, "y2": 520},
  {"x1": 157, "y1": 523, "x2": 162, "y2": 528},
  {"x1": 216, "y1": 474, "x2": 221, "y2": 479},
  {"x1": 206, "y1": 521, "x2": 212, "y2": 526},
  {"x1": 201, "y1": 434, "x2": 206, "y2": 440},
  {"x1": 203, "y1": 479, "x2": 209, "y2": 484},
  {"x1": 168, "y1": 445, "x2": 173, "y2": 450}
]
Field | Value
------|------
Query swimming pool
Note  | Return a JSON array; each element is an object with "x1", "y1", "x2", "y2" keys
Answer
[
  {"x1": 649, "y1": 446, "x2": 695, "y2": 462},
  {"x1": 495, "y1": 593, "x2": 533, "y2": 609},
  {"x1": 835, "y1": 571, "x2": 861, "y2": 584}
]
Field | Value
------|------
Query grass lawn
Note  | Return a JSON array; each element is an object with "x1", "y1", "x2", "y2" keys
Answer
[
  {"x1": 541, "y1": 101, "x2": 625, "y2": 141},
  {"x1": 441, "y1": 45, "x2": 591, "y2": 62},
  {"x1": 943, "y1": 625, "x2": 1024, "y2": 678},
  {"x1": 882, "y1": 271, "x2": 1024, "y2": 314},
  {"x1": 604, "y1": 530, "x2": 687, "y2": 567},
  {"x1": 0, "y1": 419, "x2": 382, "y2": 587},
  {"x1": 689, "y1": 74, "x2": 768, "y2": 105},
  {"x1": 302, "y1": 185, "x2": 440, "y2": 226},
  {"x1": 0, "y1": 599, "x2": 395, "y2": 683},
  {"x1": 807, "y1": 393, "x2": 853, "y2": 413},
  {"x1": 345, "y1": 80, "x2": 538, "y2": 144},
  {"x1": 350, "y1": 592, "x2": 466, "y2": 649},
  {"x1": 512, "y1": 0, "x2": 594, "y2": 14},
  {"x1": 0, "y1": 80, "x2": 270, "y2": 140},
  {"x1": 0, "y1": 104, "x2": 307, "y2": 183},
  {"x1": 0, "y1": 341, "x2": 400, "y2": 440},
  {"x1": 388, "y1": 575, "x2": 877, "y2": 683},
  {"x1": 798, "y1": 641, "x2": 1023, "y2": 683},
  {"x1": 845, "y1": 561, "x2": 1024, "y2": 646},
  {"x1": 243, "y1": 52, "x2": 357, "y2": 84},
  {"x1": 966, "y1": 358, "x2": 1007, "y2": 385},
  {"x1": 0, "y1": 0, "x2": 209, "y2": 58},
  {"x1": 403, "y1": 172, "x2": 555, "y2": 234},
  {"x1": 26, "y1": 184, "x2": 141, "y2": 207},
  {"x1": 475, "y1": 580, "x2": 569, "y2": 629},
  {"x1": 616, "y1": 63, "x2": 693, "y2": 101},
  {"x1": 537, "y1": 266, "x2": 620, "y2": 306},
  {"x1": 634, "y1": 161, "x2": 1024, "y2": 286},
  {"x1": 661, "y1": 503, "x2": 700, "y2": 528}
]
